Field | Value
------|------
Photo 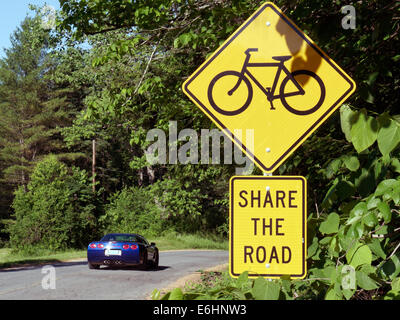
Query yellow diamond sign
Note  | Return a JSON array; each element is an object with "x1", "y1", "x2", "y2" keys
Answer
[
  {"x1": 183, "y1": 2, "x2": 356, "y2": 173},
  {"x1": 229, "y1": 176, "x2": 307, "y2": 279}
]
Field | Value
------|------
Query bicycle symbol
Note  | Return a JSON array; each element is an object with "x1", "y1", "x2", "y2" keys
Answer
[{"x1": 207, "y1": 48, "x2": 326, "y2": 116}]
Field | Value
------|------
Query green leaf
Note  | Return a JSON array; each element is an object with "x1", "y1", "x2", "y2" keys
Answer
[
  {"x1": 368, "y1": 238, "x2": 386, "y2": 259},
  {"x1": 375, "y1": 179, "x2": 398, "y2": 196},
  {"x1": 346, "y1": 242, "x2": 372, "y2": 269},
  {"x1": 377, "y1": 201, "x2": 392, "y2": 223},
  {"x1": 348, "y1": 221, "x2": 365, "y2": 239},
  {"x1": 173, "y1": 37, "x2": 180, "y2": 48},
  {"x1": 307, "y1": 237, "x2": 319, "y2": 258},
  {"x1": 356, "y1": 271, "x2": 379, "y2": 290},
  {"x1": 392, "y1": 278, "x2": 400, "y2": 291},
  {"x1": 236, "y1": 271, "x2": 249, "y2": 287},
  {"x1": 251, "y1": 278, "x2": 280, "y2": 300},
  {"x1": 169, "y1": 288, "x2": 184, "y2": 300},
  {"x1": 340, "y1": 104, "x2": 356, "y2": 142},
  {"x1": 179, "y1": 33, "x2": 191, "y2": 46},
  {"x1": 381, "y1": 253, "x2": 400, "y2": 280},
  {"x1": 319, "y1": 213, "x2": 340, "y2": 234},
  {"x1": 350, "y1": 109, "x2": 378, "y2": 153},
  {"x1": 343, "y1": 156, "x2": 360, "y2": 172},
  {"x1": 362, "y1": 211, "x2": 378, "y2": 227},
  {"x1": 160, "y1": 292, "x2": 171, "y2": 300},
  {"x1": 325, "y1": 159, "x2": 343, "y2": 179},
  {"x1": 377, "y1": 114, "x2": 400, "y2": 156},
  {"x1": 367, "y1": 196, "x2": 380, "y2": 210},
  {"x1": 322, "y1": 266, "x2": 337, "y2": 283},
  {"x1": 320, "y1": 236, "x2": 332, "y2": 245},
  {"x1": 342, "y1": 288, "x2": 355, "y2": 300},
  {"x1": 329, "y1": 237, "x2": 340, "y2": 257},
  {"x1": 151, "y1": 289, "x2": 161, "y2": 300},
  {"x1": 325, "y1": 286, "x2": 342, "y2": 300},
  {"x1": 347, "y1": 202, "x2": 367, "y2": 225},
  {"x1": 391, "y1": 158, "x2": 400, "y2": 174},
  {"x1": 321, "y1": 181, "x2": 338, "y2": 209}
]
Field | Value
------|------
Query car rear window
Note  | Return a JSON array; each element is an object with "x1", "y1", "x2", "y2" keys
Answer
[{"x1": 101, "y1": 234, "x2": 139, "y2": 242}]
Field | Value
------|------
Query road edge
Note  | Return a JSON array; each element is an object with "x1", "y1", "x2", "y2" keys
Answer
[{"x1": 146, "y1": 263, "x2": 229, "y2": 300}]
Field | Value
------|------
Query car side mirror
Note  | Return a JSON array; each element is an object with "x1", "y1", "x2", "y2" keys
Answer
[{"x1": 151, "y1": 242, "x2": 156, "y2": 246}]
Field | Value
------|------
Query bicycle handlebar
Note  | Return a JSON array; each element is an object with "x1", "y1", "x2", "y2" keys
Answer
[{"x1": 245, "y1": 48, "x2": 259, "y2": 55}]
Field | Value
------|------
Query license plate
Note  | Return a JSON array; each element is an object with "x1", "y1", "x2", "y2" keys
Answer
[{"x1": 105, "y1": 249, "x2": 121, "y2": 256}]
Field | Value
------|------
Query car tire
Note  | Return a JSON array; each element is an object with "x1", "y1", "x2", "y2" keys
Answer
[
  {"x1": 88, "y1": 262, "x2": 100, "y2": 270},
  {"x1": 152, "y1": 250, "x2": 159, "y2": 269},
  {"x1": 142, "y1": 249, "x2": 149, "y2": 269}
]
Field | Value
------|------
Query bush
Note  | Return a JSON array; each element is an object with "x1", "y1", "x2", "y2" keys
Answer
[
  {"x1": 8, "y1": 156, "x2": 97, "y2": 252},
  {"x1": 100, "y1": 186, "x2": 164, "y2": 237},
  {"x1": 100, "y1": 178, "x2": 212, "y2": 237}
]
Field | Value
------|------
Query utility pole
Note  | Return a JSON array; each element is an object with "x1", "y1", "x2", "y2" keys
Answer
[{"x1": 92, "y1": 139, "x2": 96, "y2": 193}]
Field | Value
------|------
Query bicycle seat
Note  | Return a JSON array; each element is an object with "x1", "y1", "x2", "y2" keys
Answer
[{"x1": 272, "y1": 55, "x2": 292, "y2": 62}]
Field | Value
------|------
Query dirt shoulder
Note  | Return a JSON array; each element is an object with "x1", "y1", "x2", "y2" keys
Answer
[{"x1": 147, "y1": 263, "x2": 228, "y2": 300}]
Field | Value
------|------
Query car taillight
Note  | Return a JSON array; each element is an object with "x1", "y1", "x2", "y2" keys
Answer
[
  {"x1": 89, "y1": 243, "x2": 97, "y2": 248},
  {"x1": 98, "y1": 244, "x2": 104, "y2": 249},
  {"x1": 123, "y1": 244, "x2": 130, "y2": 250},
  {"x1": 130, "y1": 245, "x2": 138, "y2": 250}
]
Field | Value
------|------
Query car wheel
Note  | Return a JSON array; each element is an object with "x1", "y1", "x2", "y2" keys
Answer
[
  {"x1": 142, "y1": 249, "x2": 149, "y2": 269},
  {"x1": 152, "y1": 250, "x2": 159, "y2": 269},
  {"x1": 88, "y1": 262, "x2": 100, "y2": 270}
]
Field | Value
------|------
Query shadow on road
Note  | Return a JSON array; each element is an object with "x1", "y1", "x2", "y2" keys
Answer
[
  {"x1": 0, "y1": 260, "x2": 88, "y2": 273},
  {"x1": 98, "y1": 265, "x2": 170, "y2": 272},
  {"x1": 0, "y1": 260, "x2": 171, "y2": 273}
]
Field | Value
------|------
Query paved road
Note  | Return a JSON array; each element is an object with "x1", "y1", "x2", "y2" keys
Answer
[{"x1": 0, "y1": 250, "x2": 228, "y2": 300}]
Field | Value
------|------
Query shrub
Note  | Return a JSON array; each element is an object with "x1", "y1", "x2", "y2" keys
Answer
[
  {"x1": 100, "y1": 186, "x2": 164, "y2": 237},
  {"x1": 8, "y1": 156, "x2": 97, "y2": 252},
  {"x1": 100, "y1": 178, "x2": 209, "y2": 237}
]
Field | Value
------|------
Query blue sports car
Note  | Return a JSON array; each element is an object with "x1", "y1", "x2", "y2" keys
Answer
[{"x1": 87, "y1": 233, "x2": 159, "y2": 269}]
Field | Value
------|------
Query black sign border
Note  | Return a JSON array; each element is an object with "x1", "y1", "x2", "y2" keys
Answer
[
  {"x1": 229, "y1": 176, "x2": 307, "y2": 278},
  {"x1": 183, "y1": 3, "x2": 355, "y2": 173}
]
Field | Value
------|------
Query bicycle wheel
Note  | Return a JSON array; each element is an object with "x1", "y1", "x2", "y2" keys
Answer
[
  {"x1": 208, "y1": 70, "x2": 253, "y2": 116},
  {"x1": 280, "y1": 70, "x2": 326, "y2": 116}
]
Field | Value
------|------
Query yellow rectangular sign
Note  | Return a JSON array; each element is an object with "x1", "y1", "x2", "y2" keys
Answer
[{"x1": 229, "y1": 176, "x2": 307, "y2": 279}]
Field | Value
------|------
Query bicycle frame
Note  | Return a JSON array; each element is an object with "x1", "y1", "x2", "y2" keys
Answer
[{"x1": 229, "y1": 52, "x2": 305, "y2": 104}]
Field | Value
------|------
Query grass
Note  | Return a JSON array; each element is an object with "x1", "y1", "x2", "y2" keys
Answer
[
  {"x1": 148, "y1": 233, "x2": 228, "y2": 251},
  {"x1": 0, "y1": 233, "x2": 228, "y2": 269}
]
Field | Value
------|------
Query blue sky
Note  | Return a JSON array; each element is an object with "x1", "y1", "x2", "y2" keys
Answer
[{"x1": 0, "y1": 0, "x2": 60, "y2": 57}]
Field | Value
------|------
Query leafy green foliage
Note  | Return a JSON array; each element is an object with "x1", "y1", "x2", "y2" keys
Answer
[
  {"x1": 100, "y1": 186, "x2": 163, "y2": 236},
  {"x1": 100, "y1": 177, "x2": 218, "y2": 236},
  {"x1": 7, "y1": 156, "x2": 97, "y2": 252}
]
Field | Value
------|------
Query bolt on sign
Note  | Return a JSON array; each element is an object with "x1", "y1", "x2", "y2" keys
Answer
[
  {"x1": 229, "y1": 176, "x2": 307, "y2": 279},
  {"x1": 182, "y1": 2, "x2": 356, "y2": 173}
]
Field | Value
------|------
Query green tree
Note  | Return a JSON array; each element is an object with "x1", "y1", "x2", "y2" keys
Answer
[
  {"x1": 8, "y1": 155, "x2": 97, "y2": 252},
  {"x1": 0, "y1": 14, "x2": 74, "y2": 188},
  {"x1": 0, "y1": 11, "x2": 87, "y2": 228}
]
